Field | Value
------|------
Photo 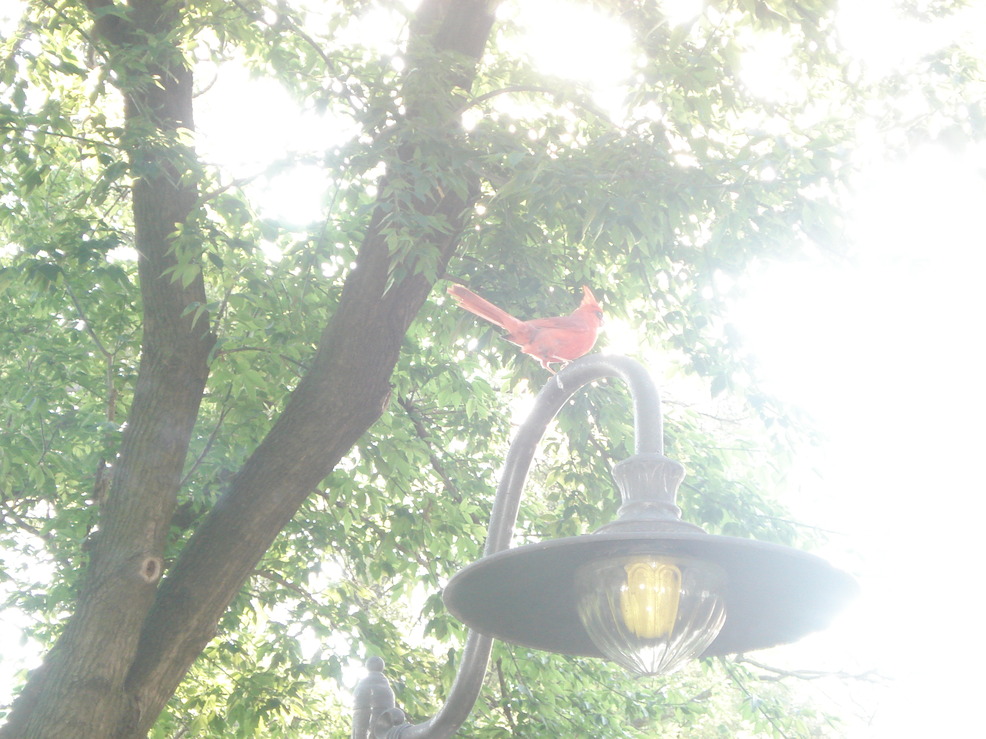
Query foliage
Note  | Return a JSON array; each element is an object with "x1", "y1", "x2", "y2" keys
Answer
[{"x1": 2, "y1": 0, "x2": 974, "y2": 736}]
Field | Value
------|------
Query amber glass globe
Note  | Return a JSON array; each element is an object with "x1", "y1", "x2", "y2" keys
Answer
[{"x1": 575, "y1": 554, "x2": 727, "y2": 676}]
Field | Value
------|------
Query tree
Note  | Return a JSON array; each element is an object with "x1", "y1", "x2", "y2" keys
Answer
[{"x1": 0, "y1": 0, "x2": 871, "y2": 736}]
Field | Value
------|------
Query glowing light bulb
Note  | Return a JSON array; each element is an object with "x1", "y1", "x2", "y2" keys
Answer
[
  {"x1": 576, "y1": 554, "x2": 726, "y2": 675},
  {"x1": 620, "y1": 559, "x2": 681, "y2": 639}
]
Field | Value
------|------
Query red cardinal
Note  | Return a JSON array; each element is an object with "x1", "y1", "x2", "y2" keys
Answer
[{"x1": 447, "y1": 284, "x2": 603, "y2": 372}]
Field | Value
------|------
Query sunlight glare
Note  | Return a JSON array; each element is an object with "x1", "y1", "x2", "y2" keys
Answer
[
  {"x1": 196, "y1": 67, "x2": 337, "y2": 176},
  {"x1": 107, "y1": 245, "x2": 139, "y2": 263},
  {"x1": 660, "y1": 0, "x2": 703, "y2": 27},
  {"x1": 258, "y1": 240, "x2": 283, "y2": 263},
  {"x1": 0, "y1": 1, "x2": 25, "y2": 34},
  {"x1": 838, "y1": 0, "x2": 986, "y2": 80},
  {"x1": 194, "y1": 64, "x2": 352, "y2": 225},
  {"x1": 729, "y1": 141, "x2": 986, "y2": 737},
  {"x1": 261, "y1": 164, "x2": 329, "y2": 227},
  {"x1": 738, "y1": 29, "x2": 801, "y2": 102},
  {"x1": 505, "y1": 0, "x2": 633, "y2": 114},
  {"x1": 334, "y1": 3, "x2": 409, "y2": 58},
  {"x1": 600, "y1": 317, "x2": 641, "y2": 357}
]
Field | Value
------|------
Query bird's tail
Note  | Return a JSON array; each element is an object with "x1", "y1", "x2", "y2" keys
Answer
[{"x1": 447, "y1": 285, "x2": 521, "y2": 331}]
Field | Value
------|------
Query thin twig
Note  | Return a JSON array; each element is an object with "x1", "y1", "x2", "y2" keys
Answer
[
  {"x1": 454, "y1": 85, "x2": 617, "y2": 130},
  {"x1": 0, "y1": 500, "x2": 50, "y2": 542},
  {"x1": 722, "y1": 659, "x2": 792, "y2": 739},
  {"x1": 735, "y1": 656, "x2": 884, "y2": 684},
  {"x1": 396, "y1": 395, "x2": 461, "y2": 503},
  {"x1": 178, "y1": 386, "x2": 233, "y2": 489},
  {"x1": 494, "y1": 657, "x2": 517, "y2": 734},
  {"x1": 63, "y1": 282, "x2": 113, "y2": 359},
  {"x1": 214, "y1": 346, "x2": 310, "y2": 371},
  {"x1": 253, "y1": 568, "x2": 320, "y2": 605},
  {"x1": 455, "y1": 85, "x2": 558, "y2": 115},
  {"x1": 0, "y1": 124, "x2": 120, "y2": 150},
  {"x1": 198, "y1": 173, "x2": 263, "y2": 205},
  {"x1": 227, "y1": 0, "x2": 341, "y2": 79}
]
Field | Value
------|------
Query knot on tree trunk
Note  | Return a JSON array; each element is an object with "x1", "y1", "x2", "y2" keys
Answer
[{"x1": 138, "y1": 557, "x2": 164, "y2": 584}]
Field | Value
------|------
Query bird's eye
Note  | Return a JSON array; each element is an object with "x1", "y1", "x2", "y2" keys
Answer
[{"x1": 595, "y1": 310, "x2": 603, "y2": 319}]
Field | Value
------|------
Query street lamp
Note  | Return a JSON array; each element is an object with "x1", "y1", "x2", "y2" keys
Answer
[{"x1": 352, "y1": 355, "x2": 857, "y2": 739}]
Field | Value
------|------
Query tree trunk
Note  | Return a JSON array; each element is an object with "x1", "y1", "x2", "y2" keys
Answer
[
  {"x1": 0, "y1": 0, "x2": 211, "y2": 734},
  {"x1": 0, "y1": 1, "x2": 497, "y2": 737}
]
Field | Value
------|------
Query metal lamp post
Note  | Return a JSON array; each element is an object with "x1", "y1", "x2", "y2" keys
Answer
[{"x1": 352, "y1": 355, "x2": 857, "y2": 739}]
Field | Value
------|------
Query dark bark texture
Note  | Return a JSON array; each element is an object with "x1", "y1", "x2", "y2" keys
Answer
[{"x1": 0, "y1": 0, "x2": 497, "y2": 737}]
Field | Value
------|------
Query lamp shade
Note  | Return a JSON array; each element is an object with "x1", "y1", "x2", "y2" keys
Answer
[{"x1": 443, "y1": 529, "x2": 858, "y2": 662}]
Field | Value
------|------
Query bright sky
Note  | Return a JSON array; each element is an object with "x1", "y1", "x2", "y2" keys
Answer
[
  {"x1": 724, "y1": 4, "x2": 986, "y2": 735},
  {"x1": 3, "y1": 0, "x2": 985, "y2": 735},
  {"x1": 732, "y1": 145, "x2": 986, "y2": 737}
]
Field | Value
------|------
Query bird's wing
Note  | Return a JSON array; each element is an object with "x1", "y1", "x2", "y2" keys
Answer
[{"x1": 525, "y1": 315, "x2": 594, "y2": 332}]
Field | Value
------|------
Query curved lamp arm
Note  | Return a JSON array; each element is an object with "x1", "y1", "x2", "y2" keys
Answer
[{"x1": 354, "y1": 355, "x2": 666, "y2": 739}]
